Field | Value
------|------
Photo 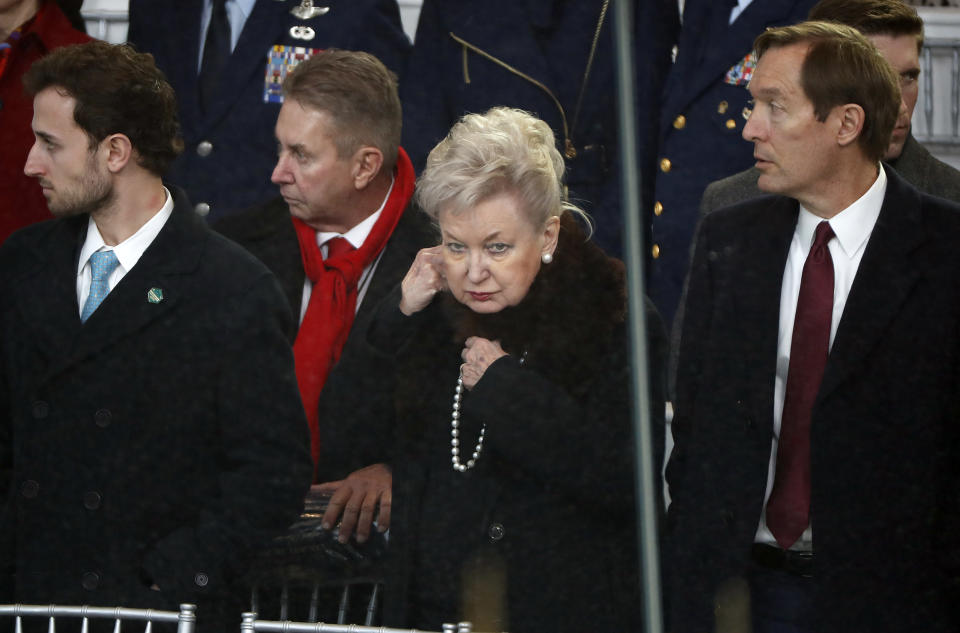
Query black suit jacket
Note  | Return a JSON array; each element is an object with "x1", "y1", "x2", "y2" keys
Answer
[
  {"x1": 214, "y1": 195, "x2": 436, "y2": 480},
  {"x1": 0, "y1": 189, "x2": 313, "y2": 624},
  {"x1": 667, "y1": 169, "x2": 960, "y2": 632}
]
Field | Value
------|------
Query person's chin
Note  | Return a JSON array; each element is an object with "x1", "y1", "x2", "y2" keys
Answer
[{"x1": 461, "y1": 293, "x2": 504, "y2": 314}]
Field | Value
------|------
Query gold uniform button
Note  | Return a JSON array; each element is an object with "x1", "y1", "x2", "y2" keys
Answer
[
  {"x1": 652, "y1": 244, "x2": 661, "y2": 259},
  {"x1": 718, "y1": 100, "x2": 729, "y2": 114},
  {"x1": 673, "y1": 115, "x2": 686, "y2": 129},
  {"x1": 654, "y1": 201, "x2": 663, "y2": 216},
  {"x1": 725, "y1": 118, "x2": 737, "y2": 130},
  {"x1": 660, "y1": 158, "x2": 672, "y2": 173}
]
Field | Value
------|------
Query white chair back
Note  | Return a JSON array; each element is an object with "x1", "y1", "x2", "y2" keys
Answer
[{"x1": 0, "y1": 603, "x2": 197, "y2": 633}]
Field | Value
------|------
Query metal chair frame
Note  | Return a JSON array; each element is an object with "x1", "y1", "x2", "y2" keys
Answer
[
  {"x1": 0, "y1": 603, "x2": 197, "y2": 633},
  {"x1": 239, "y1": 613, "x2": 472, "y2": 633}
]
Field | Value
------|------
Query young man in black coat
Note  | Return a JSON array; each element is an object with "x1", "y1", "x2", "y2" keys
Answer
[{"x1": 0, "y1": 41, "x2": 312, "y2": 630}]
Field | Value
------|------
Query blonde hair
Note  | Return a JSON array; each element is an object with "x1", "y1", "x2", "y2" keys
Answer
[{"x1": 415, "y1": 107, "x2": 591, "y2": 232}]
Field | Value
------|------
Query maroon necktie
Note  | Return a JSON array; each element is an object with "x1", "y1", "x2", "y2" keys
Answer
[{"x1": 766, "y1": 221, "x2": 835, "y2": 549}]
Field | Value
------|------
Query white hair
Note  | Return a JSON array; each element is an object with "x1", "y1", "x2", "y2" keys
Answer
[{"x1": 415, "y1": 107, "x2": 592, "y2": 233}]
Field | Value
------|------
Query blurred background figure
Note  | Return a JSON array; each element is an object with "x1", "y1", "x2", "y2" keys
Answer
[
  {"x1": 127, "y1": 0, "x2": 411, "y2": 223},
  {"x1": 325, "y1": 106, "x2": 666, "y2": 632},
  {"x1": 650, "y1": 0, "x2": 818, "y2": 328},
  {"x1": 0, "y1": 0, "x2": 90, "y2": 245},
  {"x1": 399, "y1": 0, "x2": 678, "y2": 257}
]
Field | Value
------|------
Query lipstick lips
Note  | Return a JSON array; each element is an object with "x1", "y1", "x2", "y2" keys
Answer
[{"x1": 468, "y1": 291, "x2": 492, "y2": 301}]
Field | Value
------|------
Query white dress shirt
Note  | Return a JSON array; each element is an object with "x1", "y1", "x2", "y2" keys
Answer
[
  {"x1": 298, "y1": 177, "x2": 395, "y2": 323},
  {"x1": 729, "y1": 0, "x2": 755, "y2": 24},
  {"x1": 755, "y1": 165, "x2": 888, "y2": 549},
  {"x1": 76, "y1": 188, "x2": 175, "y2": 315}
]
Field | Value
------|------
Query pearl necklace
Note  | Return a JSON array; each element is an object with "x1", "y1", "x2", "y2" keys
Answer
[
  {"x1": 449, "y1": 352, "x2": 525, "y2": 473},
  {"x1": 450, "y1": 373, "x2": 485, "y2": 472}
]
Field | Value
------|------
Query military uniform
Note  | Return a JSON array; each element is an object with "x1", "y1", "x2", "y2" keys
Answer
[
  {"x1": 649, "y1": 0, "x2": 817, "y2": 326},
  {"x1": 400, "y1": 0, "x2": 678, "y2": 256},
  {"x1": 127, "y1": 0, "x2": 410, "y2": 223}
]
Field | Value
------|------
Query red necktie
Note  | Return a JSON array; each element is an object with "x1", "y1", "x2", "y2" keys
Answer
[
  {"x1": 766, "y1": 221, "x2": 835, "y2": 549},
  {"x1": 324, "y1": 236, "x2": 354, "y2": 259}
]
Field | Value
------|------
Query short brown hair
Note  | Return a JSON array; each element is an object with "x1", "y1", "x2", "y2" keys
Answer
[
  {"x1": 23, "y1": 40, "x2": 183, "y2": 176},
  {"x1": 809, "y1": 0, "x2": 924, "y2": 52},
  {"x1": 754, "y1": 21, "x2": 900, "y2": 163},
  {"x1": 282, "y1": 49, "x2": 401, "y2": 171}
]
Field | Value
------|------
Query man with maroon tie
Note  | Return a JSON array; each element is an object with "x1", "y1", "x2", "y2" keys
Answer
[{"x1": 667, "y1": 20, "x2": 960, "y2": 633}]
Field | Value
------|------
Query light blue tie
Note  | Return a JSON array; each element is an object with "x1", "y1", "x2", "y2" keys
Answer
[{"x1": 80, "y1": 250, "x2": 120, "y2": 323}]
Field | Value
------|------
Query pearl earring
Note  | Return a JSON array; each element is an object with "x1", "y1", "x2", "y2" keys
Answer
[{"x1": 541, "y1": 252, "x2": 553, "y2": 264}]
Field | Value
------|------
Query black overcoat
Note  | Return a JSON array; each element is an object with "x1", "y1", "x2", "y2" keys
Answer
[
  {"x1": 0, "y1": 189, "x2": 313, "y2": 625},
  {"x1": 667, "y1": 169, "x2": 960, "y2": 632}
]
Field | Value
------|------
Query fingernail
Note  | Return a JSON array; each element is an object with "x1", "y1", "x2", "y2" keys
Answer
[
  {"x1": 338, "y1": 535, "x2": 348, "y2": 544},
  {"x1": 321, "y1": 522, "x2": 331, "y2": 530},
  {"x1": 378, "y1": 525, "x2": 387, "y2": 533},
  {"x1": 356, "y1": 535, "x2": 367, "y2": 544}
]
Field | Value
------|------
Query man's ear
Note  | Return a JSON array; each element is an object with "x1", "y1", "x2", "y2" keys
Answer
[
  {"x1": 353, "y1": 146, "x2": 384, "y2": 190},
  {"x1": 835, "y1": 103, "x2": 865, "y2": 149},
  {"x1": 102, "y1": 133, "x2": 134, "y2": 173}
]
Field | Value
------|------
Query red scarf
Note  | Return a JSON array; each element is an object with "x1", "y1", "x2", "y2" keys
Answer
[{"x1": 292, "y1": 147, "x2": 415, "y2": 472}]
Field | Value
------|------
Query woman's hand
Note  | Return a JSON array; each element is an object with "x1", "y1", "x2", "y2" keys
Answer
[
  {"x1": 460, "y1": 336, "x2": 507, "y2": 390},
  {"x1": 399, "y1": 246, "x2": 446, "y2": 315}
]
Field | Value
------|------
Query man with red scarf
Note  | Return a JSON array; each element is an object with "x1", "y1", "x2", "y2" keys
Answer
[
  {"x1": 0, "y1": 0, "x2": 89, "y2": 245},
  {"x1": 216, "y1": 49, "x2": 433, "y2": 544}
]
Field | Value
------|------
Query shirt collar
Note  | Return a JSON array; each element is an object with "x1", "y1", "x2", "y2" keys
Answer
[
  {"x1": 796, "y1": 164, "x2": 887, "y2": 261},
  {"x1": 77, "y1": 187, "x2": 175, "y2": 275},
  {"x1": 316, "y1": 176, "x2": 395, "y2": 250}
]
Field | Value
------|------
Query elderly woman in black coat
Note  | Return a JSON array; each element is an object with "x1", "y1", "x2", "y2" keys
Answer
[{"x1": 327, "y1": 106, "x2": 666, "y2": 632}]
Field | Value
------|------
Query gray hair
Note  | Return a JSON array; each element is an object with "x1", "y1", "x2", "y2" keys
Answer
[{"x1": 415, "y1": 107, "x2": 591, "y2": 232}]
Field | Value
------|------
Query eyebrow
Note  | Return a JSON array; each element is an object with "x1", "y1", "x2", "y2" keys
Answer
[
  {"x1": 34, "y1": 130, "x2": 57, "y2": 144},
  {"x1": 750, "y1": 86, "x2": 785, "y2": 100}
]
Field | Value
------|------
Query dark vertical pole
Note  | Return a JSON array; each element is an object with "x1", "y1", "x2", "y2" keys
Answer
[{"x1": 612, "y1": 1, "x2": 665, "y2": 632}]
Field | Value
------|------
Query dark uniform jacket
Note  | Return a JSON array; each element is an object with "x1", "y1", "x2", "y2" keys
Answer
[
  {"x1": 214, "y1": 195, "x2": 436, "y2": 480},
  {"x1": 0, "y1": 189, "x2": 313, "y2": 627},
  {"x1": 667, "y1": 168, "x2": 960, "y2": 632},
  {"x1": 127, "y1": 0, "x2": 410, "y2": 222},
  {"x1": 399, "y1": 0, "x2": 678, "y2": 256},
  {"x1": 650, "y1": 0, "x2": 817, "y2": 326},
  {"x1": 325, "y1": 215, "x2": 667, "y2": 632}
]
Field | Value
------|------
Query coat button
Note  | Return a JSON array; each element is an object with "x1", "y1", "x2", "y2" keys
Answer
[
  {"x1": 194, "y1": 202, "x2": 210, "y2": 217},
  {"x1": 659, "y1": 158, "x2": 672, "y2": 173},
  {"x1": 94, "y1": 409, "x2": 112, "y2": 428},
  {"x1": 196, "y1": 140, "x2": 213, "y2": 157},
  {"x1": 194, "y1": 572, "x2": 209, "y2": 587},
  {"x1": 673, "y1": 114, "x2": 686, "y2": 129},
  {"x1": 654, "y1": 201, "x2": 663, "y2": 216},
  {"x1": 720, "y1": 509, "x2": 734, "y2": 527},
  {"x1": 725, "y1": 118, "x2": 737, "y2": 130},
  {"x1": 32, "y1": 401, "x2": 49, "y2": 419},
  {"x1": 651, "y1": 244, "x2": 661, "y2": 259},
  {"x1": 84, "y1": 491, "x2": 102, "y2": 510},
  {"x1": 81, "y1": 571, "x2": 100, "y2": 591},
  {"x1": 487, "y1": 523, "x2": 505, "y2": 541},
  {"x1": 21, "y1": 480, "x2": 39, "y2": 498},
  {"x1": 744, "y1": 416, "x2": 755, "y2": 430},
  {"x1": 717, "y1": 100, "x2": 729, "y2": 114}
]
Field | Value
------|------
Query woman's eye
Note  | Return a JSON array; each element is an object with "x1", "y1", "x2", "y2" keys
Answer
[
  {"x1": 488, "y1": 243, "x2": 509, "y2": 254},
  {"x1": 446, "y1": 242, "x2": 465, "y2": 253}
]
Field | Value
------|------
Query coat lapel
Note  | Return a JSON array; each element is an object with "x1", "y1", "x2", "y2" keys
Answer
[
  {"x1": 44, "y1": 190, "x2": 207, "y2": 380},
  {"x1": 12, "y1": 216, "x2": 88, "y2": 375},
  {"x1": 161, "y1": 1, "x2": 205, "y2": 140},
  {"x1": 731, "y1": 197, "x2": 797, "y2": 416},
  {"x1": 202, "y1": 0, "x2": 290, "y2": 125},
  {"x1": 818, "y1": 170, "x2": 925, "y2": 402}
]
